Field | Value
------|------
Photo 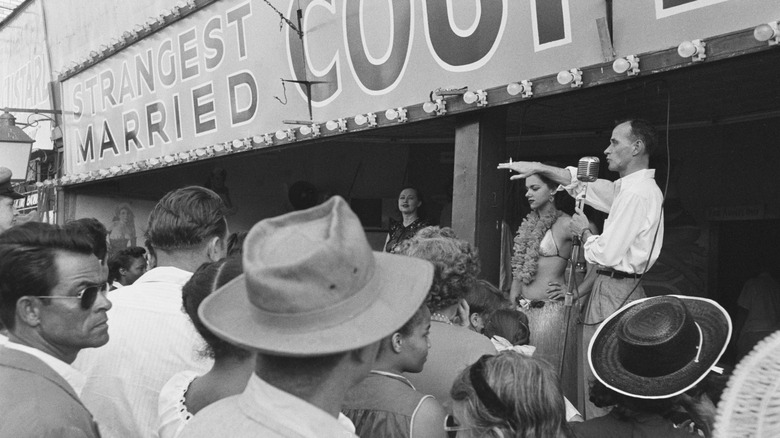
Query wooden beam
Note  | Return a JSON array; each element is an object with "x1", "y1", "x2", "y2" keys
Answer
[{"x1": 452, "y1": 108, "x2": 507, "y2": 284}]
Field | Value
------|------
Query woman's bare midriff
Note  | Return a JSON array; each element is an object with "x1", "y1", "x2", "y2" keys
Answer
[{"x1": 519, "y1": 256, "x2": 568, "y2": 301}]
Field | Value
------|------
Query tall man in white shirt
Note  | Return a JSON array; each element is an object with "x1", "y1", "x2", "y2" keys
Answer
[
  {"x1": 499, "y1": 119, "x2": 664, "y2": 417},
  {"x1": 181, "y1": 196, "x2": 434, "y2": 438},
  {"x1": 74, "y1": 186, "x2": 229, "y2": 438},
  {"x1": 0, "y1": 222, "x2": 111, "y2": 437}
]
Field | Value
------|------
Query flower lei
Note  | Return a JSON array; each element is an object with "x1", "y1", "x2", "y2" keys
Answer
[{"x1": 511, "y1": 209, "x2": 563, "y2": 285}]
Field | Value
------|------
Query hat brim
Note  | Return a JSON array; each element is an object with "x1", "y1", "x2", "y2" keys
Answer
[
  {"x1": 589, "y1": 295, "x2": 732, "y2": 399},
  {"x1": 1, "y1": 190, "x2": 23, "y2": 200},
  {"x1": 199, "y1": 251, "x2": 433, "y2": 357}
]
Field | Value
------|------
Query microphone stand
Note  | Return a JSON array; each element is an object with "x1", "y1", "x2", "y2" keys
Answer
[{"x1": 558, "y1": 235, "x2": 581, "y2": 378}]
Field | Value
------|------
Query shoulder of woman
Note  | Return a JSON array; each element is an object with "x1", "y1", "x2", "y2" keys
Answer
[{"x1": 411, "y1": 396, "x2": 447, "y2": 438}]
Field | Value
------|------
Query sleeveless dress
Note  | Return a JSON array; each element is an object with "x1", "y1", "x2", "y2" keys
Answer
[{"x1": 342, "y1": 370, "x2": 435, "y2": 438}]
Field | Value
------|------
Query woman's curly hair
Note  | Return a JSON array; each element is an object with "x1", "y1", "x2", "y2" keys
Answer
[{"x1": 396, "y1": 226, "x2": 480, "y2": 312}]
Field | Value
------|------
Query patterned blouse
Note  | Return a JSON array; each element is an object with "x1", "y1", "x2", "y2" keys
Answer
[{"x1": 385, "y1": 217, "x2": 429, "y2": 253}]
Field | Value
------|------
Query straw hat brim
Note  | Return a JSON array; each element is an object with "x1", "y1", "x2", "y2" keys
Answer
[
  {"x1": 714, "y1": 330, "x2": 780, "y2": 438},
  {"x1": 588, "y1": 295, "x2": 731, "y2": 399},
  {"x1": 198, "y1": 251, "x2": 433, "y2": 357}
]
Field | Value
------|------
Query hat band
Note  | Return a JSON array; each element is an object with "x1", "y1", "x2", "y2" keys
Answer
[{"x1": 249, "y1": 275, "x2": 382, "y2": 334}]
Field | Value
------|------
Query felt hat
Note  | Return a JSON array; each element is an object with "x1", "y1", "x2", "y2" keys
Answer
[
  {"x1": 199, "y1": 196, "x2": 434, "y2": 357},
  {"x1": 588, "y1": 295, "x2": 731, "y2": 399},
  {"x1": 0, "y1": 167, "x2": 23, "y2": 199}
]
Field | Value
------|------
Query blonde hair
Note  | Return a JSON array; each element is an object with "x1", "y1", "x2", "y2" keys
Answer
[{"x1": 450, "y1": 352, "x2": 569, "y2": 438}]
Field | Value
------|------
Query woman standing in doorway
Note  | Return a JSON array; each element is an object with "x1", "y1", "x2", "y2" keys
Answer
[{"x1": 385, "y1": 187, "x2": 429, "y2": 253}]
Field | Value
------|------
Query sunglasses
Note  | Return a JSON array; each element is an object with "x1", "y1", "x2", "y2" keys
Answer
[
  {"x1": 36, "y1": 283, "x2": 110, "y2": 310},
  {"x1": 444, "y1": 414, "x2": 473, "y2": 437}
]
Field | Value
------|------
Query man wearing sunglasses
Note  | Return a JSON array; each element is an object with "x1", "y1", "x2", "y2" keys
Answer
[{"x1": 0, "y1": 222, "x2": 112, "y2": 437}]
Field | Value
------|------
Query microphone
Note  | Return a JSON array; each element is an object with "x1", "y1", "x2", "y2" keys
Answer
[
  {"x1": 577, "y1": 156, "x2": 600, "y2": 183},
  {"x1": 575, "y1": 157, "x2": 600, "y2": 210}
]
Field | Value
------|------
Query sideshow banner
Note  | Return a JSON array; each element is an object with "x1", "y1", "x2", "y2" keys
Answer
[
  {"x1": 0, "y1": 0, "x2": 56, "y2": 150},
  {"x1": 61, "y1": 0, "x2": 779, "y2": 175}
]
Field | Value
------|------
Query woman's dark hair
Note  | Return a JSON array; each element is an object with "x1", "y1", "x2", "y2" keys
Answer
[
  {"x1": 483, "y1": 309, "x2": 530, "y2": 346},
  {"x1": 107, "y1": 246, "x2": 147, "y2": 283},
  {"x1": 182, "y1": 256, "x2": 250, "y2": 360},
  {"x1": 465, "y1": 279, "x2": 510, "y2": 317}
]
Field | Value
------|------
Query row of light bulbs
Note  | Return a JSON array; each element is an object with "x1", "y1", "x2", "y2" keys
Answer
[{"x1": 58, "y1": 0, "x2": 198, "y2": 78}]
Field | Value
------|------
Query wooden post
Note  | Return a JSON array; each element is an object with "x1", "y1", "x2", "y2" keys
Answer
[{"x1": 451, "y1": 108, "x2": 506, "y2": 283}]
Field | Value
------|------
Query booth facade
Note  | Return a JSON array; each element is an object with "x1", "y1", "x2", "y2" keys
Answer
[{"x1": 1, "y1": 0, "x2": 779, "y2": 323}]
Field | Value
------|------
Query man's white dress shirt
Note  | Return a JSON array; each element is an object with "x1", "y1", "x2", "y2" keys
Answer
[
  {"x1": 565, "y1": 167, "x2": 664, "y2": 273},
  {"x1": 180, "y1": 374, "x2": 358, "y2": 438},
  {"x1": 74, "y1": 266, "x2": 212, "y2": 438}
]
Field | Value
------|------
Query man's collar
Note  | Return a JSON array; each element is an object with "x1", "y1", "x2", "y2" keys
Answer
[
  {"x1": 4, "y1": 341, "x2": 87, "y2": 395},
  {"x1": 619, "y1": 168, "x2": 655, "y2": 183},
  {"x1": 132, "y1": 266, "x2": 193, "y2": 286}
]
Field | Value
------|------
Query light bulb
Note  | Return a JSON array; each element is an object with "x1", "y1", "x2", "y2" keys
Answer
[
  {"x1": 326, "y1": 120, "x2": 338, "y2": 131},
  {"x1": 275, "y1": 130, "x2": 287, "y2": 140},
  {"x1": 423, "y1": 101, "x2": 438, "y2": 113},
  {"x1": 507, "y1": 83, "x2": 524, "y2": 96},
  {"x1": 463, "y1": 91, "x2": 478, "y2": 104},
  {"x1": 299, "y1": 125, "x2": 312, "y2": 135},
  {"x1": 355, "y1": 114, "x2": 367, "y2": 125},
  {"x1": 385, "y1": 108, "x2": 398, "y2": 120},
  {"x1": 557, "y1": 70, "x2": 573, "y2": 85},
  {"x1": 613, "y1": 58, "x2": 630, "y2": 74},
  {"x1": 677, "y1": 41, "x2": 696, "y2": 57},
  {"x1": 754, "y1": 23, "x2": 778, "y2": 42}
]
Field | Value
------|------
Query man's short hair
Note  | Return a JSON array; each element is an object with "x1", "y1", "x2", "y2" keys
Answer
[
  {"x1": 145, "y1": 186, "x2": 227, "y2": 251},
  {"x1": 0, "y1": 222, "x2": 94, "y2": 330},
  {"x1": 616, "y1": 118, "x2": 658, "y2": 157},
  {"x1": 63, "y1": 217, "x2": 108, "y2": 263},
  {"x1": 107, "y1": 246, "x2": 147, "y2": 283}
]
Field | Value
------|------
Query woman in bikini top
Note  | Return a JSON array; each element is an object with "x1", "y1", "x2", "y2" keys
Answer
[{"x1": 510, "y1": 174, "x2": 596, "y2": 303}]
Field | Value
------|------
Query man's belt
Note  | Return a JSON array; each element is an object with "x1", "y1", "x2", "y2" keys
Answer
[{"x1": 596, "y1": 268, "x2": 642, "y2": 280}]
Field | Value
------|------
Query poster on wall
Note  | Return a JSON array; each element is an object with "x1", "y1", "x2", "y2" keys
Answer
[
  {"x1": 73, "y1": 194, "x2": 156, "y2": 255},
  {"x1": 0, "y1": 0, "x2": 56, "y2": 151}
]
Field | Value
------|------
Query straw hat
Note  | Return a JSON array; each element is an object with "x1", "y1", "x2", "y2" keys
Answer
[
  {"x1": 199, "y1": 196, "x2": 434, "y2": 357},
  {"x1": 588, "y1": 295, "x2": 731, "y2": 399},
  {"x1": 714, "y1": 330, "x2": 780, "y2": 438}
]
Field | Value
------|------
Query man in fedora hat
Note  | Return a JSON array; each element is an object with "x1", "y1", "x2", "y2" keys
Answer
[
  {"x1": 0, "y1": 167, "x2": 23, "y2": 234},
  {"x1": 181, "y1": 196, "x2": 434, "y2": 438},
  {"x1": 572, "y1": 295, "x2": 731, "y2": 437}
]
